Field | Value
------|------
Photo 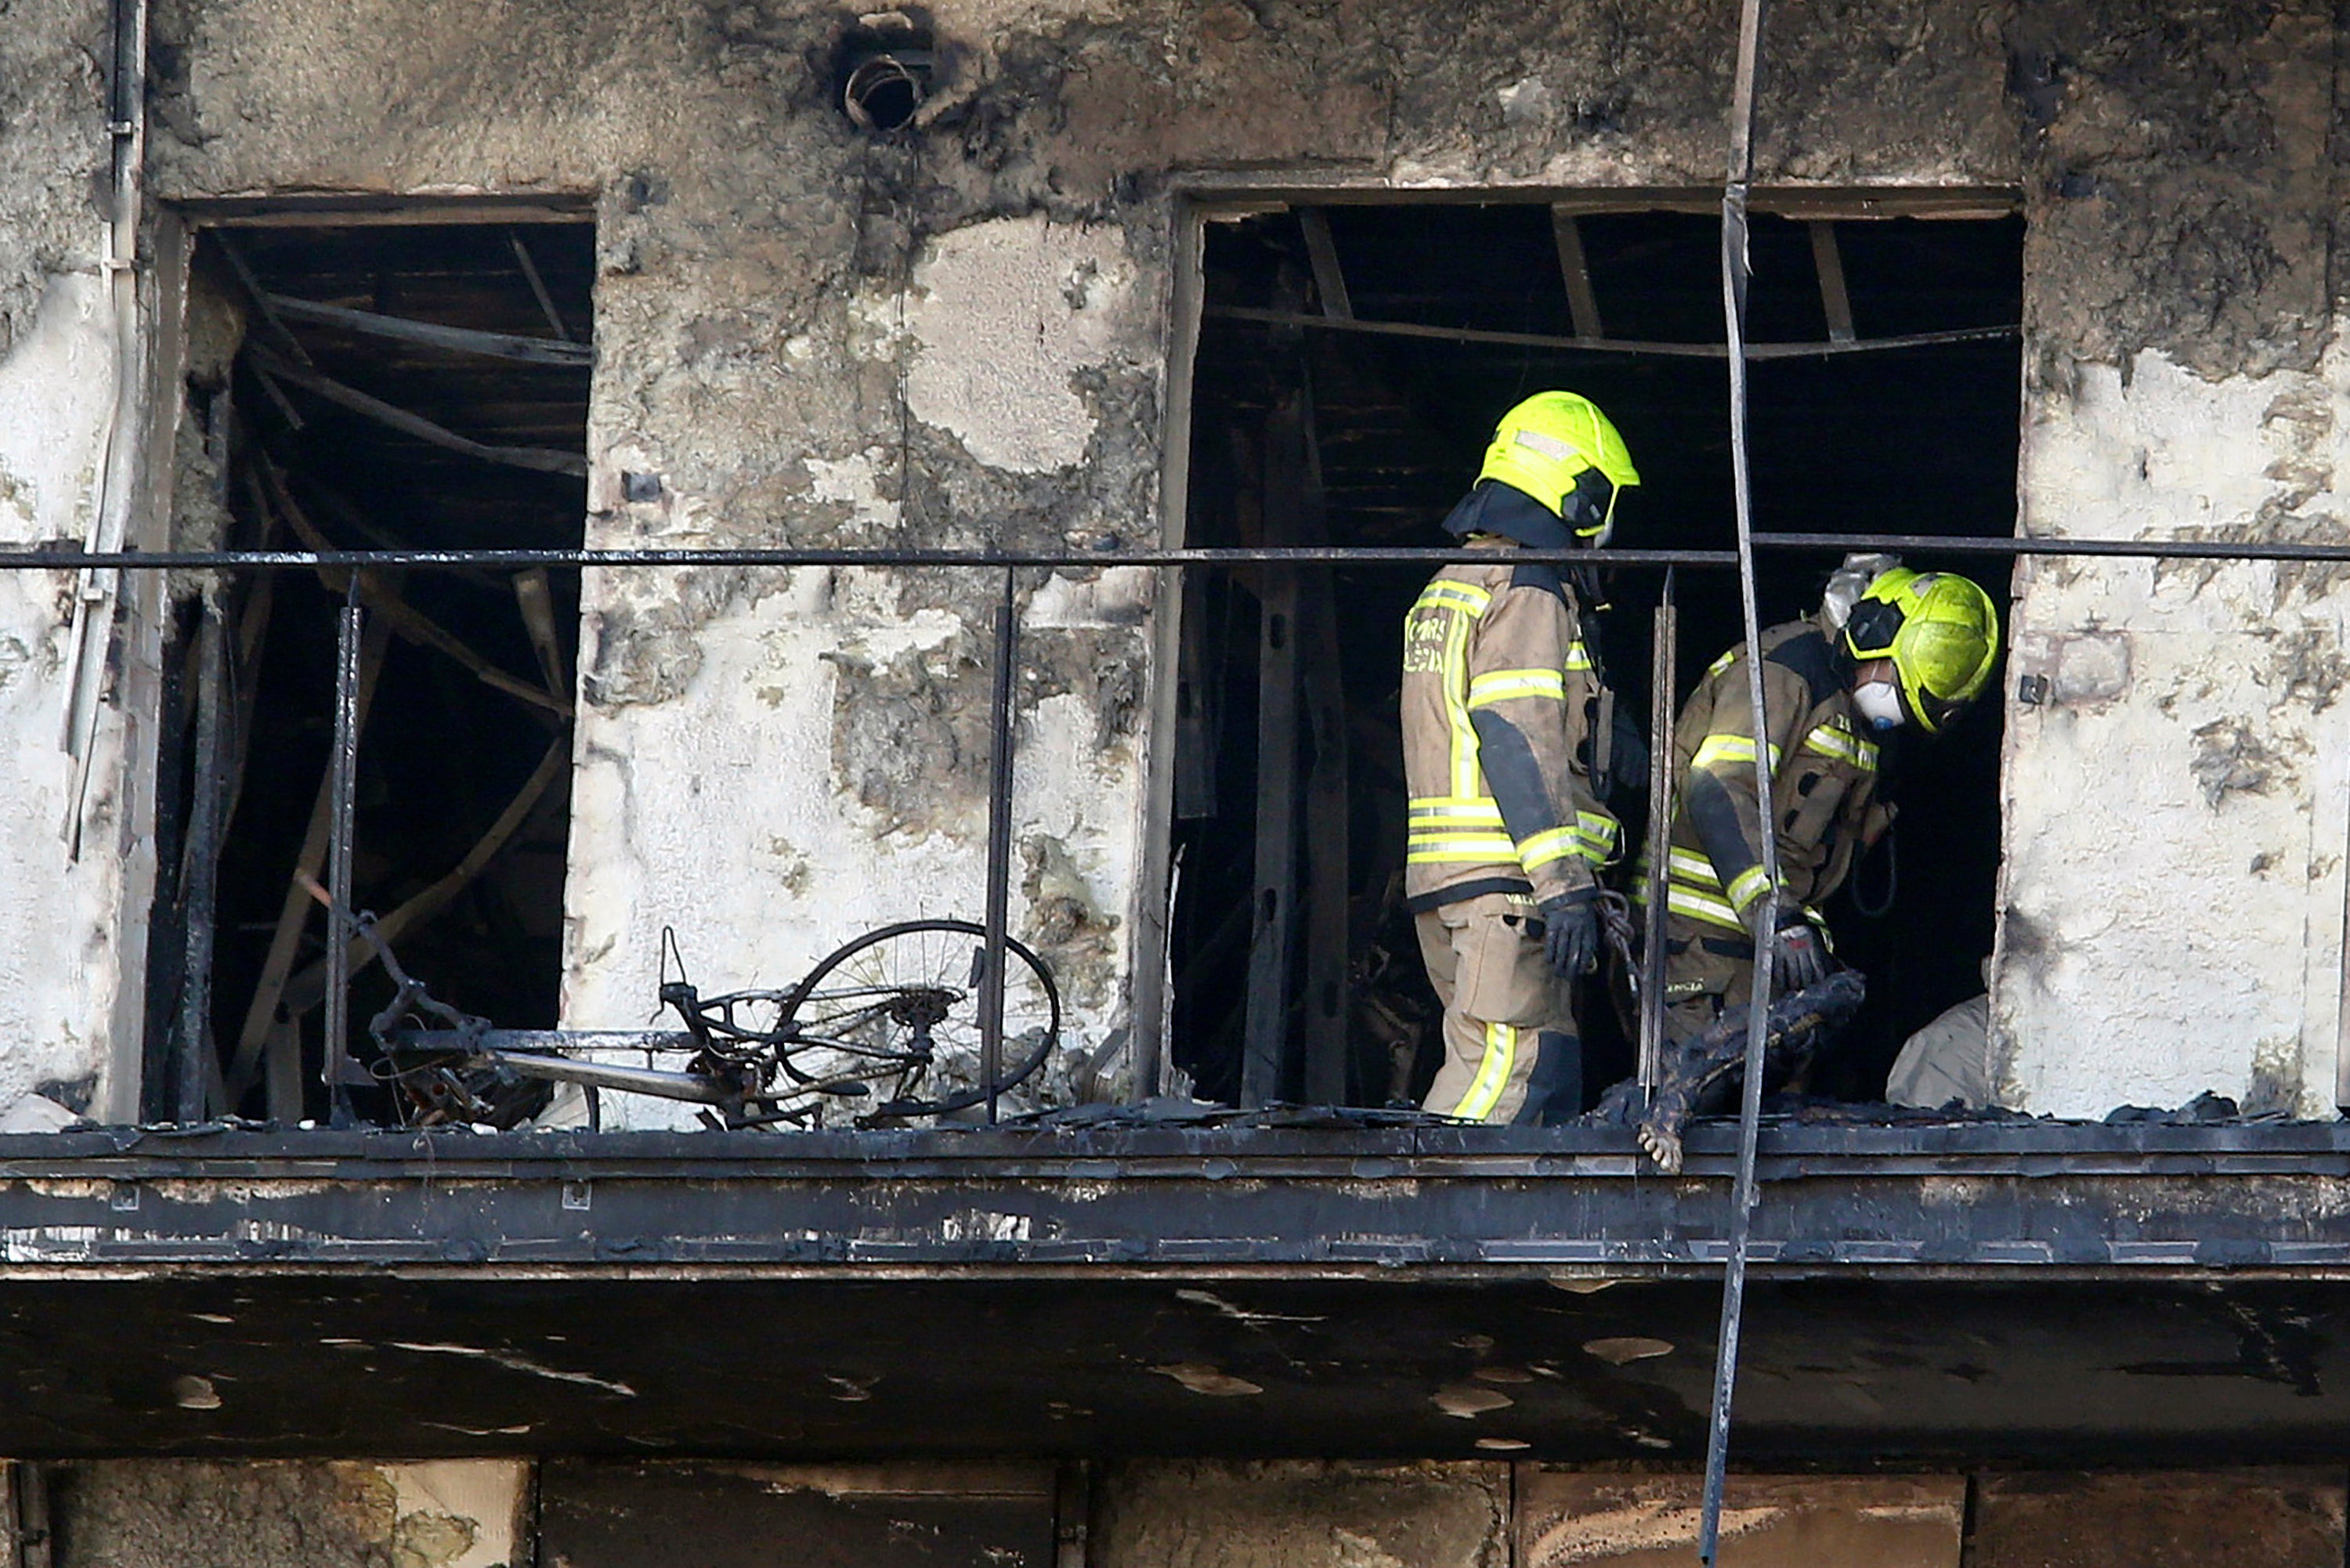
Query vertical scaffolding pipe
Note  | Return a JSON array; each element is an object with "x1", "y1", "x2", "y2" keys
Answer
[
  {"x1": 173, "y1": 602, "x2": 228, "y2": 1123},
  {"x1": 58, "y1": 0, "x2": 150, "y2": 858},
  {"x1": 1699, "y1": 0, "x2": 1776, "y2": 1559},
  {"x1": 323, "y1": 582, "x2": 363, "y2": 1126},
  {"x1": 1636, "y1": 569, "x2": 1676, "y2": 1100},
  {"x1": 980, "y1": 565, "x2": 1018, "y2": 1124}
]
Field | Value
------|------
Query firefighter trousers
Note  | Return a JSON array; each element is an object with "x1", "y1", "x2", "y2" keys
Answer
[
  {"x1": 1661, "y1": 914, "x2": 1757, "y2": 1045},
  {"x1": 1415, "y1": 891, "x2": 1585, "y2": 1125}
]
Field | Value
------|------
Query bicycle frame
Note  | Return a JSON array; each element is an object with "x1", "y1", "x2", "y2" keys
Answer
[{"x1": 367, "y1": 915, "x2": 1058, "y2": 1130}]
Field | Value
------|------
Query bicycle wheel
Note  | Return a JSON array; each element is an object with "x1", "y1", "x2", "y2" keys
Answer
[{"x1": 773, "y1": 919, "x2": 1061, "y2": 1119}]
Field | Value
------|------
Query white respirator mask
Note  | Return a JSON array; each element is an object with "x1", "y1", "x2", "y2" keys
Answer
[{"x1": 1853, "y1": 678, "x2": 1907, "y2": 732}]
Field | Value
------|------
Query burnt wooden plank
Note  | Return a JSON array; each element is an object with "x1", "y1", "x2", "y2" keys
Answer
[
  {"x1": 1240, "y1": 398, "x2": 1306, "y2": 1108},
  {"x1": 1551, "y1": 206, "x2": 1605, "y2": 341},
  {"x1": 1808, "y1": 220, "x2": 1856, "y2": 344},
  {"x1": 1295, "y1": 385, "x2": 1350, "y2": 1108},
  {"x1": 1298, "y1": 208, "x2": 1354, "y2": 320}
]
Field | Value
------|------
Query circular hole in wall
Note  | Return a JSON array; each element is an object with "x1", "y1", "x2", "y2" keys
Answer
[{"x1": 841, "y1": 50, "x2": 930, "y2": 131}]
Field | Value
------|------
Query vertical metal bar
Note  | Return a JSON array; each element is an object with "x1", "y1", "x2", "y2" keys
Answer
[
  {"x1": 1700, "y1": 0, "x2": 1775, "y2": 1560},
  {"x1": 980, "y1": 566, "x2": 1018, "y2": 1124},
  {"x1": 174, "y1": 602, "x2": 228, "y2": 1123},
  {"x1": 1636, "y1": 569, "x2": 1676, "y2": 1100},
  {"x1": 323, "y1": 581, "x2": 363, "y2": 1126}
]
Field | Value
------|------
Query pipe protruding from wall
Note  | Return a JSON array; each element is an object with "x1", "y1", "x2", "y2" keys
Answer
[
  {"x1": 834, "y1": 13, "x2": 936, "y2": 133},
  {"x1": 841, "y1": 48, "x2": 931, "y2": 132}
]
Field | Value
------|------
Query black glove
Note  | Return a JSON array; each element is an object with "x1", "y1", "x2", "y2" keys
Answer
[
  {"x1": 1537, "y1": 889, "x2": 1602, "y2": 979},
  {"x1": 1765, "y1": 910, "x2": 1830, "y2": 994}
]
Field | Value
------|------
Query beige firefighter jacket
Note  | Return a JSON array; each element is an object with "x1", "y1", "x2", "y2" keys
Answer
[
  {"x1": 1661, "y1": 616, "x2": 1893, "y2": 938},
  {"x1": 1401, "y1": 542, "x2": 1621, "y2": 913}
]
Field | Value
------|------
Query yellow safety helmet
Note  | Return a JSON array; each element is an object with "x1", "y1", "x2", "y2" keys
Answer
[
  {"x1": 1477, "y1": 391, "x2": 1641, "y2": 545},
  {"x1": 1842, "y1": 567, "x2": 2001, "y2": 735}
]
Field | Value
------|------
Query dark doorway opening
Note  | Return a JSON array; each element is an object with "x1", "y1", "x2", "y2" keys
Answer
[
  {"x1": 145, "y1": 216, "x2": 593, "y2": 1122},
  {"x1": 1171, "y1": 198, "x2": 2022, "y2": 1110}
]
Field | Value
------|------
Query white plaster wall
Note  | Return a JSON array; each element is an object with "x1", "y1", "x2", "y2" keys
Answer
[
  {"x1": 561, "y1": 216, "x2": 1155, "y2": 1128},
  {"x1": 560, "y1": 566, "x2": 1144, "y2": 1127},
  {"x1": 0, "y1": 273, "x2": 148, "y2": 1118},
  {"x1": 1998, "y1": 338, "x2": 2350, "y2": 1118}
]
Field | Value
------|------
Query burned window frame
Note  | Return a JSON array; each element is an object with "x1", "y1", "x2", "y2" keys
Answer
[{"x1": 1137, "y1": 182, "x2": 2028, "y2": 1113}]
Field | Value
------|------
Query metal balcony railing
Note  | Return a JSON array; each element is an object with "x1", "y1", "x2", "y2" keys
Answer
[{"x1": 2, "y1": 526, "x2": 2337, "y2": 1128}]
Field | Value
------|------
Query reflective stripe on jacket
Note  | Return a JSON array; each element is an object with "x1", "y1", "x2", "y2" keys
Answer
[
  {"x1": 1653, "y1": 619, "x2": 1890, "y2": 934},
  {"x1": 1401, "y1": 544, "x2": 1621, "y2": 912}
]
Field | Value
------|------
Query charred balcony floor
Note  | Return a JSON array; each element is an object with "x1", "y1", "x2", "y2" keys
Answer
[{"x1": 2, "y1": 1123, "x2": 2350, "y2": 1462}]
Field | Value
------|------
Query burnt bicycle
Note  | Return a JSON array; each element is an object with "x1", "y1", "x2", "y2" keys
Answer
[{"x1": 357, "y1": 913, "x2": 1061, "y2": 1131}]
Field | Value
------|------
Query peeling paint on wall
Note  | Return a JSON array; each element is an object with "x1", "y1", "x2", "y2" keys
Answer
[
  {"x1": 900, "y1": 215, "x2": 1141, "y2": 475},
  {"x1": 2001, "y1": 334, "x2": 2350, "y2": 1119},
  {"x1": 0, "y1": 272, "x2": 142, "y2": 1118}
]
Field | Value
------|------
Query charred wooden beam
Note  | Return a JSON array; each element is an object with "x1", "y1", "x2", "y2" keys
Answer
[
  {"x1": 509, "y1": 230, "x2": 576, "y2": 344},
  {"x1": 1171, "y1": 570, "x2": 1220, "y2": 821},
  {"x1": 263, "y1": 292, "x2": 592, "y2": 367},
  {"x1": 513, "y1": 567, "x2": 572, "y2": 702},
  {"x1": 223, "y1": 611, "x2": 392, "y2": 1107},
  {"x1": 1550, "y1": 206, "x2": 1606, "y2": 341},
  {"x1": 278, "y1": 733, "x2": 569, "y2": 1021},
  {"x1": 213, "y1": 233, "x2": 314, "y2": 368},
  {"x1": 173, "y1": 606, "x2": 229, "y2": 1125},
  {"x1": 1206, "y1": 305, "x2": 2015, "y2": 360},
  {"x1": 249, "y1": 349, "x2": 589, "y2": 477},
  {"x1": 1809, "y1": 220, "x2": 1857, "y2": 344},
  {"x1": 257, "y1": 461, "x2": 572, "y2": 719},
  {"x1": 1295, "y1": 381, "x2": 1350, "y2": 1108},
  {"x1": 1296, "y1": 208, "x2": 1353, "y2": 320},
  {"x1": 1241, "y1": 399, "x2": 1307, "y2": 1107}
]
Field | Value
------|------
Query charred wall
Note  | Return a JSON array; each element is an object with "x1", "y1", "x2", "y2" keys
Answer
[
  {"x1": 0, "y1": 0, "x2": 164, "y2": 1123},
  {"x1": 112, "y1": 0, "x2": 2019, "y2": 1115},
  {"x1": 0, "y1": 0, "x2": 2344, "y2": 1114},
  {"x1": 1995, "y1": 0, "x2": 2350, "y2": 1116}
]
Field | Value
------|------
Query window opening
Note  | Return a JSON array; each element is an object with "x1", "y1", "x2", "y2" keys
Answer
[
  {"x1": 144, "y1": 217, "x2": 592, "y2": 1123},
  {"x1": 1170, "y1": 200, "x2": 2022, "y2": 1110}
]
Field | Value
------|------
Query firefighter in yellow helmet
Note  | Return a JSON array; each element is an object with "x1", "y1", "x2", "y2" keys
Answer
[
  {"x1": 1401, "y1": 391, "x2": 1637, "y2": 1124},
  {"x1": 1654, "y1": 563, "x2": 2001, "y2": 1045}
]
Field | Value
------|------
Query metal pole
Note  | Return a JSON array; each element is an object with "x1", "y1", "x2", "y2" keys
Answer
[
  {"x1": 1637, "y1": 570, "x2": 1676, "y2": 1101},
  {"x1": 11, "y1": 531, "x2": 2350, "y2": 570},
  {"x1": 324, "y1": 580, "x2": 363, "y2": 1127},
  {"x1": 173, "y1": 602, "x2": 228, "y2": 1123},
  {"x1": 980, "y1": 567, "x2": 1018, "y2": 1124},
  {"x1": 1700, "y1": 0, "x2": 1773, "y2": 1559}
]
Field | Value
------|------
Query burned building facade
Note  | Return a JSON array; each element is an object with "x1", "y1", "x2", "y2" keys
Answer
[{"x1": 2, "y1": 0, "x2": 2350, "y2": 1563}]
